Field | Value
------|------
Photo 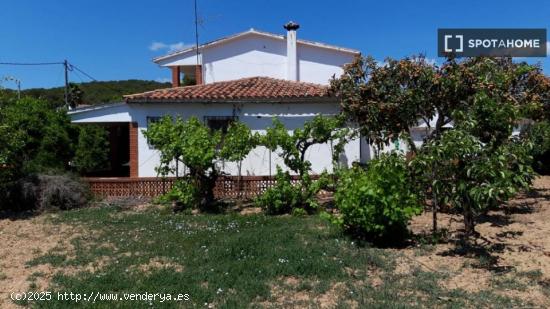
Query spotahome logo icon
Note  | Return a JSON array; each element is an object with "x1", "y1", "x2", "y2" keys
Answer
[
  {"x1": 438, "y1": 29, "x2": 547, "y2": 57},
  {"x1": 444, "y1": 34, "x2": 463, "y2": 53}
]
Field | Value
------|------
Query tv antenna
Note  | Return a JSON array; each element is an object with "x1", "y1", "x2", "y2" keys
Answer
[{"x1": 194, "y1": 0, "x2": 200, "y2": 66}]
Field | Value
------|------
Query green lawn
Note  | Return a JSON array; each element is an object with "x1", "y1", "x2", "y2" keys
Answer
[{"x1": 19, "y1": 205, "x2": 533, "y2": 308}]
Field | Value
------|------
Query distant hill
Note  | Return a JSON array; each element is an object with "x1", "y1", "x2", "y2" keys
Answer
[{"x1": 20, "y1": 80, "x2": 171, "y2": 106}]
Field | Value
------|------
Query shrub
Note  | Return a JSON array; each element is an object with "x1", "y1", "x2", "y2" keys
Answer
[
  {"x1": 255, "y1": 167, "x2": 331, "y2": 215},
  {"x1": 329, "y1": 154, "x2": 422, "y2": 242},
  {"x1": 291, "y1": 208, "x2": 307, "y2": 217},
  {"x1": 12, "y1": 173, "x2": 90, "y2": 212},
  {"x1": 159, "y1": 179, "x2": 200, "y2": 211},
  {"x1": 255, "y1": 167, "x2": 301, "y2": 215}
]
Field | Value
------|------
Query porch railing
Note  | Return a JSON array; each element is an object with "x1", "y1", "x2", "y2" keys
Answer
[{"x1": 84, "y1": 175, "x2": 325, "y2": 200}]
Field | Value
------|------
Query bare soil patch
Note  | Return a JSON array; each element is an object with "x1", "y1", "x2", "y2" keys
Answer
[
  {"x1": 0, "y1": 215, "x2": 80, "y2": 308},
  {"x1": 401, "y1": 176, "x2": 550, "y2": 306}
]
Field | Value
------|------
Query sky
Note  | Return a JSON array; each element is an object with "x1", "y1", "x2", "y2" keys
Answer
[{"x1": 1, "y1": 0, "x2": 550, "y2": 89}]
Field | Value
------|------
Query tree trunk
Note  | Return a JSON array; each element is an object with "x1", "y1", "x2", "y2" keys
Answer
[
  {"x1": 237, "y1": 161, "x2": 242, "y2": 200},
  {"x1": 463, "y1": 202, "x2": 476, "y2": 236},
  {"x1": 432, "y1": 190, "x2": 438, "y2": 234},
  {"x1": 431, "y1": 167, "x2": 438, "y2": 234}
]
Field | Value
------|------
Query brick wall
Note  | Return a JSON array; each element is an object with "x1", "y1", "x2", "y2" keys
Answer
[
  {"x1": 171, "y1": 66, "x2": 181, "y2": 87},
  {"x1": 129, "y1": 122, "x2": 138, "y2": 178}
]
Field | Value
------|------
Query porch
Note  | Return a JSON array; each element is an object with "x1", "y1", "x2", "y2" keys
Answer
[{"x1": 79, "y1": 122, "x2": 138, "y2": 178}]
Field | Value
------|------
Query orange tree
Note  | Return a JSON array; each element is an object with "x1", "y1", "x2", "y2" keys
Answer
[{"x1": 331, "y1": 56, "x2": 549, "y2": 236}]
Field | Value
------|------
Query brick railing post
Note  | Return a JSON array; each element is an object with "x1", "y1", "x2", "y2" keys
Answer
[{"x1": 129, "y1": 122, "x2": 139, "y2": 178}]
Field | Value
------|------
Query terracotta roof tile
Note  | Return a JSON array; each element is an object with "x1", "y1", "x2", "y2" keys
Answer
[{"x1": 124, "y1": 77, "x2": 331, "y2": 103}]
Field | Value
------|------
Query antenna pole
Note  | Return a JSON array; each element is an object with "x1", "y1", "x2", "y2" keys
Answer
[
  {"x1": 63, "y1": 59, "x2": 69, "y2": 108},
  {"x1": 194, "y1": 0, "x2": 200, "y2": 66}
]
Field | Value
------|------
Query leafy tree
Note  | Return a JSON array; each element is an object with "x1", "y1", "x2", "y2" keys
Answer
[
  {"x1": 0, "y1": 95, "x2": 88, "y2": 209},
  {"x1": 0, "y1": 97, "x2": 73, "y2": 174},
  {"x1": 521, "y1": 121, "x2": 550, "y2": 175},
  {"x1": 0, "y1": 121, "x2": 25, "y2": 201},
  {"x1": 330, "y1": 55, "x2": 436, "y2": 153},
  {"x1": 145, "y1": 116, "x2": 271, "y2": 209},
  {"x1": 257, "y1": 115, "x2": 349, "y2": 212},
  {"x1": 331, "y1": 56, "x2": 548, "y2": 153},
  {"x1": 67, "y1": 83, "x2": 84, "y2": 108},
  {"x1": 332, "y1": 56, "x2": 547, "y2": 236},
  {"x1": 411, "y1": 127, "x2": 534, "y2": 235},
  {"x1": 262, "y1": 115, "x2": 349, "y2": 177},
  {"x1": 220, "y1": 122, "x2": 259, "y2": 197},
  {"x1": 144, "y1": 116, "x2": 221, "y2": 208}
]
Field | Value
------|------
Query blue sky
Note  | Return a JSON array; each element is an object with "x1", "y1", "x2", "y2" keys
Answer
[{"x1": 1, "y1": 0, "x2": 549, "y2": 89}]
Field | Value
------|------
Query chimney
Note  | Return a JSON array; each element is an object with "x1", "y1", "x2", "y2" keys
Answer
[{"x1": 284, "y1": 21, "x2": 300, "y2": 81}]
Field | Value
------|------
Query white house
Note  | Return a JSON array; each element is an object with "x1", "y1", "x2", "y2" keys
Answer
[{"x1": 69, "y1": 22, "x2": 367, "y2": 178}]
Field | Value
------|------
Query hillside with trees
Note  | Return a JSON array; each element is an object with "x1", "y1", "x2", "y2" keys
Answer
[{"x1": 17, "y1": 80, "x2": 171, "y2": 107}]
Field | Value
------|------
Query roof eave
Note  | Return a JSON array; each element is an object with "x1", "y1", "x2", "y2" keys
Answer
[
  {"x1": 152, "y1": 29, "x2": 360, "y2": 64},
  {"x1": 152, "y1": 29, "x2": 257, "y2": 64},
  {"x1": 67, "y1": 102, "x2": 126, "y2": 115},
  {"x1": 125, "y1": 96, "x2": 336, "y2": 104}
]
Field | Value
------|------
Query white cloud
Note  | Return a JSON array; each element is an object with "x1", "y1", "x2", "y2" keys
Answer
[
  {"x1": 149, "y1": 41, "x2": 168, "y2": 51},
  {"x1": 155, "y1": 77, "x2": 171, "y2": 83},
  {"x1": 149, "y1": 41, "x2": 192, "y2": 53}
]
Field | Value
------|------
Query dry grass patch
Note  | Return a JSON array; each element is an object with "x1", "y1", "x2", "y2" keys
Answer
[
  {"x1": 261, "y1": 277, "x2": 353, "y2": 309},
  {"x1": 132, "y1": 257, "x2": 184, "y2": 274}
]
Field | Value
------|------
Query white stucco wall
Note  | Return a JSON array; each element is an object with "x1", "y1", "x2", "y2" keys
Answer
[
  {"x1": 157, "y1": 32, "x2": 357, "y2": 85},
  {"x1": 69, "y1": 102, "x2": 362, "y2": 177},
  {"x1": 202, "y1": 35, "x2": 287, "y2": 83},
  {"x1": 297, "y1": 43, "x2": 355, "y2": 85}
]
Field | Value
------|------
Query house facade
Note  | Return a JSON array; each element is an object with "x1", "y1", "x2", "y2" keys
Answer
[{"x1": 69, "y1": 22, "x2": 370, "y2": 178}]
